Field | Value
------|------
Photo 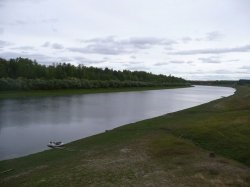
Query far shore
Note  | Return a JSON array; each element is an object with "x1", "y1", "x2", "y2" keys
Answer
[{"x1": 0, "y1": 85, "x2": 190, "y2": 100}]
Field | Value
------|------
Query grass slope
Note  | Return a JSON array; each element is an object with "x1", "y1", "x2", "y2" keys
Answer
[{"x1": 0, "y1": 86, "x2": 250, "y2": 186}]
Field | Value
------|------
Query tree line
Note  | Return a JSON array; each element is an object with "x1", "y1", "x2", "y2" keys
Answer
[
  {"x1": 0, "y1": 57, "x2": 188, "y2": 91},
  {"x1": 190, "y1": 80, "x2": 238, "y2": 87}
]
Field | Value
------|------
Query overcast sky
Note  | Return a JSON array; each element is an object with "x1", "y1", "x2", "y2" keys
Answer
[{"x1": 0, "y1": 0, "x2": 250, "y2": 80}]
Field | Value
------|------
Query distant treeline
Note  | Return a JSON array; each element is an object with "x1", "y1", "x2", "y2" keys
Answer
[
  {"x1": 0, "y1": 57, "x2": 188, "y2": 91},
  {"x1": 190, "y1": 80, "x2": 238, "y2": 87},
  {"x1": 238, "y1": 79, "x2": 250, "y2": 86}
]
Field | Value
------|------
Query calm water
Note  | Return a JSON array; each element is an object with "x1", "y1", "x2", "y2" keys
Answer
[{"x1": 0, "y1": 86, "x2": 234, "y2": 160}]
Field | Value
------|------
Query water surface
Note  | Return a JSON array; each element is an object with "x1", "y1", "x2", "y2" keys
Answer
[{"x1": 0, "y1": 86, "x2": 235, "y2": 160}]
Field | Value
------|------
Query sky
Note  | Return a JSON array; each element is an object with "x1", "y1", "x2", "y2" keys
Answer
[{"x1": 0, "y1": 0, "x2": 250, "y2": 80}]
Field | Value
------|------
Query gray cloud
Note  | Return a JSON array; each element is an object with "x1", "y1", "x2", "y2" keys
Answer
[
  {"x1": 171, "y1": 44, "x2": 250, "y2": 55},
  {"x1": 2, "y1": 18, "x2": 58, "y2": 26},
  {"x1": 154, "y1": 62, "x2": 167, "y2": 66},
  {"x1": 121, "y1": 37, "x2": 175, "y2": 49},
  {"x1": 11, "y1": 46, "x2": 35, "y2": 50},
  {"x1": 83, "y1": 36, "x2": 174, "y2": 46},
  {"x1": 41, "y1": 42, "x2": 50, "y2": 47},
  {"x1": 213, "y1": 69, "x2": 233, "y2": 74},
  {"x1": 74, "y1": 57, "x2": 104, "y2": 64},
  {"x1": 0, "y1": 0, "x2": 43, "y2": 3},
  {"x1": 52, "y1": 27, "x2": 58, "y2": 33},
  {"x1": 0, "y1": 51, "x2": 54, "y2": 65},
  {"x1": 154, "y1": 60, "x2": 193, "y2": 66},
  {"x1": 15, "y1": 20, "x2": 27, "y2": 25},
  {"x1": 57, "y1": 57, "x2": 72, "y2": 62},
  {"x1": 196, "y1": 31, "x2": 223, "y2": 41},
  {"x1": 198, "y1": 57, "x2": 221, "y2": 64},
  {"x1": 185, "y1": 69, "x2": 205, "y2": 75},
  {"x1": 41, "y1": 42, "x2": 64, "y2": 49},
  {"x1": 123, "y1": 64, "x2": 151, "y2": 71},
  {"x1": 0, "y1": 40, "x2": 12, "y2": 48},
  {"x1": 154, "y1": 60, "x2": 192, "y2": 66},
  {"x1": 181, "y1": 37, "x2": 192, "y2": 43},
  {"x1": 180, "y1": 31, "x2": 223, "y2": 44},
  {"x1": 71, "y1": 36, "x2": 176, "y2": 55},
  {"x1": 126, "y1": 61, "x2": 142, "y2": 65},
  {"x1": 51, "y1": 43, "x2": 64, "y2": 49},
  {"x1": 0, "y1": 51, "x2": 27, "y2": 58},
  {"x1": 69, "y1": 46, "x2": 127, "y2": 55},
  {"x1": 170, "y1": 60, "x2": 192, "y2": 64},
  {"x1": 239, "y1": 65, "x2": 250, "y2": 70},
  {"x1": 228, "y1": 59, "x2": 240, "y2": 62},
  {"x1": 41, "y1": 18, "x2": 58, "y2": 23},
  {"x1": 205, "y1": 31, "x2": 223, "y2": 41},
  {"x1": 0, "y1": 28, "x2": 4, "y2": 34}
]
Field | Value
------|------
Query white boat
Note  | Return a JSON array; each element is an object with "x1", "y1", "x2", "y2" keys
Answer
[{"x1": 47, "y1": 141, "x2": 64, "y2": 148}]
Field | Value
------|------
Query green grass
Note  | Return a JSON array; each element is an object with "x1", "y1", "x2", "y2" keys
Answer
[
  {"x1": 0, "y1": 86, "x2": 250, "y2": 186},
  {"x1": 0, "y1": 85, "x2": 188, "y2": 100}
]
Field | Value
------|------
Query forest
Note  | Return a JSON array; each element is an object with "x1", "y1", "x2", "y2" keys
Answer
[
  {"x1": 190, "y1": 80, "x2": 238, "y2": 87},
  {"x1": 0, "y1": 57, "x2": 188, "y2": 91}
]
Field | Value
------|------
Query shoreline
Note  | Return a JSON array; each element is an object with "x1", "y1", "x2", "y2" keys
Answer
[{"x1": 0, "y1": 85, "x2": 190, "y2": 100}]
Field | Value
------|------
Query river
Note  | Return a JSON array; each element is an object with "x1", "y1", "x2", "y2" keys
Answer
[{"x1": 0, "y1": 85, "x2": 235, "y2": 160}]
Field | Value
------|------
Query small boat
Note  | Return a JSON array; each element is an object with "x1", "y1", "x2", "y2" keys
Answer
[{"x1": 47, "y1": 141, "x2": 64, "y2": 148}]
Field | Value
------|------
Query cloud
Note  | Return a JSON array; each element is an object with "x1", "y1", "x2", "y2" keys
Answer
[
  {"x1": 121, "y1": 37, "x2": 175, "y2": 49},
  {"x1": 2, "y1": 18, "x2": 58, "y2": 26},
  {"x1": 74, "y1": 57, "x2": 104, "y2": 64},
  {"x1": 0, "y1": 51, "x2": 54, "y2": 65},
  {"x1": 56, "y1": 57, "x2": 72, "y2": 62},
  {"x1": 171, "y1": 44, "x2": 250, "y2": 55},
  {"x1": 180, "y1": 31, "x2": 224, "y2": 44},
  {"x1": 196, "y1": 31, "x2": 223, "y2": 41},
  {"x1": 198, "y1": 57, "x2": 221, "y2": 64},
  {"x1": 181, "y1": 37, "x2": 192, "y2": 43},
  {"x1": 0, "y1": 0, "x2": 43, "y2": 3},
  {"x1": 213, "y1": 69, "x2": 233, "y2": 74},
  {"x1": 126, "y1": 61, "x2": 142, "y2": 65},
  {"x1": 205, "y1": 31, "x2": 223, "y2": 41},
  {"x1": 154, "y1": 62, "x2": 167, "y2": 66},
  {"x1": 123, "y1": 64, "x2": 151, "y2": 71},
  {"x1": 41, "y1": 42, "x2": 64, "y2": 49},
  {"x1": 41, "y1": 42, "x2": 50, "y2": 47},
  {"x1": 69, "y1": 46, "x2": 127, "y2": 55},
  {"x1": 11, "y1": 46, "x2": 35, "y2": 50},
  {"x1": 154, "y1": 60, "x2": 192, "y2": 66},
  {"x1": 15, "y1": 20, "x2": 28, "y2": 25},
  {"x1": 154, "y1": 60, "x2": 193, "y2": 66},
  {"x1": 169, "y1": 60, "x2": 192, "y2": 64},
  {"x1": 239, "y1": 66, "x2": 250, "y2": 70},
  {"x1": 51, "y1": 43, "x2": 64, "y2": 49},
  {"x1": 70, "y1": 36, "x2": 176, "y2": 55},
  {"x1": 0, "y1": 28, "x2": 4, "y2": 34},
  {"x1": 226, "y1": 59, "x2": 240, "y2": 62},
  {"x1": 40, "y1": 18, "x2": 58, "y2": 23},
  {"x1": 0, "y1": 40, "x2": 12, "y2": 48}
]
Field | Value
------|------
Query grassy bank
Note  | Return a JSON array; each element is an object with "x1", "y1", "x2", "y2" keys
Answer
[
  {"x1": 1, "y1": 86, "x2": 250, "y2": 186},
  {"x1": 0, "y1": 85, "x2": 188, "y2": 100}
]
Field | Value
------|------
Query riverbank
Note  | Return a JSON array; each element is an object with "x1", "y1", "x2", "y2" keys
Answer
[
  {"x1": 0, "y1": 85, "x2": 189, "y2": 100},
  {"x1": 1, "y1": 86, "x2": 250, "y2": 186}
]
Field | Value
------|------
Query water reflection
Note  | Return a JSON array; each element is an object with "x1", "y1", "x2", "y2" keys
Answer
[{"x1": 0, "y1": 86, "x2": 235, "y2": 160}]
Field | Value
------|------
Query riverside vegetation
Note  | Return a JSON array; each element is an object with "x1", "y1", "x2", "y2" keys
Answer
[
  {"x1": 0, "y1": 86, "x2": 250, "y2": 186},
  {"x1": 0, "y1": 57, "x2": 188, "y2": 92}
]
